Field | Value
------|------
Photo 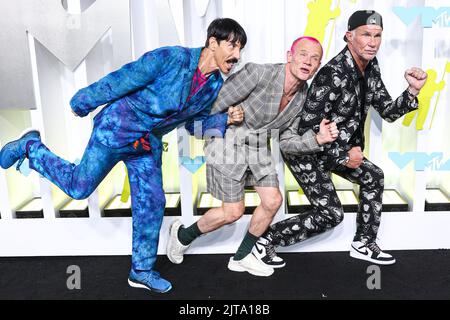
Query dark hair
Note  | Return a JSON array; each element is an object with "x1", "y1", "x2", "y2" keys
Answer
[{"x1": 205, "y1": 18, "x2": 247, "y2": 48}]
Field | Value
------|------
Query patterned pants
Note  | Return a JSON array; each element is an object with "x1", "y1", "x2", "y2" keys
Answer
[
  {"x1": 28, "y1": 133, "x2": 165, "y2": 271},
  {"x1": 267, "y1": 154, "x2": 384, "y2": 247}
]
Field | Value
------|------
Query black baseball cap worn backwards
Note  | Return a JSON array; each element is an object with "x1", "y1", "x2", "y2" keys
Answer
[{"x1": 344, "y1": 10, "x2": 383, "y2": 42}]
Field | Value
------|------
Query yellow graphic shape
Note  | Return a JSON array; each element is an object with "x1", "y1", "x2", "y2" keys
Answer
[
  {"x1": 304, "y1": 0, "x2": 341, "y2": 43},
  {"x1": 121, "y1": 169, "x2": 131, "y2": 203},
  {"x1": 429, "y1": 61, "x2": 450, "y2": 129}
]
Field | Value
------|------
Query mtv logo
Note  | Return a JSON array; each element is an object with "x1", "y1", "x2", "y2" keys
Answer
[
  {"x1": 389, "y1": 152, "x2": 450, "y2": 171},
  {"x1": 0, "y1": 0, "x2": 131, "y2": 110},
  {"x1": 393, "y1": 6, "x2": 450, "y2": 28}
]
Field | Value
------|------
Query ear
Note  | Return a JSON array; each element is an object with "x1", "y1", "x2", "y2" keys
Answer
[
  {"x1": 208, "y1": 37, "x2": 218, "y2": 51},
  {"x1": 287, "y1": 50, "x2": 293, "y2": 63},
  {"x1": 345, "y1": 31, "x2": 353, "y2": 42}
]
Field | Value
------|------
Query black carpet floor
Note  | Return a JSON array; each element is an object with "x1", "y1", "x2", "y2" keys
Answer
[{"x1": 0, "y1": 250, "x2": 449, "y2": 300}]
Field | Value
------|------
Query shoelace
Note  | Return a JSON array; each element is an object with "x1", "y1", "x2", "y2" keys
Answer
[
  {"x1": 367, "y1": 242, "x2": 381, "y2": 254},
  {"x1": 265, "y1": 244, "x2": 277, "y2": 260}
]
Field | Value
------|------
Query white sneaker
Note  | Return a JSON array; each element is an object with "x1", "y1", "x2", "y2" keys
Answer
[
  {"x1": 252, "y1": 237, "x2": 286, "y2": 268},
  {"x1": 227, "y1": 253, "x2": 274, "y2": 277},
  {"x1": 350, "y1": 240, "x2": 396, "y2": 265},
  {"x1": 166, "y1": 220, "x2": 190, "y2": 264}
]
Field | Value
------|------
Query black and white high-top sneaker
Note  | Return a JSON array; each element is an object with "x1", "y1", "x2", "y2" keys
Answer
[
  {"x1": 252, "y1": 236, "x2": 286, "y2": 268},
  {"x1": 350, "y1": 240, "x2": 396, "y2": 265}
]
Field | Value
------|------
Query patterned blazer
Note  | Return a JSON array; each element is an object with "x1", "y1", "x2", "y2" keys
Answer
[
  {"x1": 292, "y1": 46, "x2": 419, "y2": 169},
  {"x1": 205, "y1": 63, "x2": 322, "y2": 181},
  {"x1": 70, "y1": 46, "x2": 227, "y2": 149}
]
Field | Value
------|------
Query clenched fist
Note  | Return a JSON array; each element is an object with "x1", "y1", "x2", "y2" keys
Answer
[
  {"x1": 405, "y1": 67, "x2": 428, "y2": 96},
  {"x1": 345, "y1": 146, "x2": 364, "y2": 169},
  {"x1": 227, "y1": 105, "x2": 244, "y2": 125},
  {"x1": 316, "y1": 119, "x2": 339, "y2": 145}
]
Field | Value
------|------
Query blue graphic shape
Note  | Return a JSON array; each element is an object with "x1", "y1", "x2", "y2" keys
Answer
[
  {"x1": 388, "y1": 152, "x2": 416, "y2": 170},
  {"x1": 180, "y1": 156, "x2": 206, "y2": 174},
  {"x1": 393, "y1": 7, "x2": 450, "y2": 28}
]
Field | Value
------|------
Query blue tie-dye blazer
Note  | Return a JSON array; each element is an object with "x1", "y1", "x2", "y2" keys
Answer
[{"x1": 70, "y1": 46, "x2": 228, "y2": 148}]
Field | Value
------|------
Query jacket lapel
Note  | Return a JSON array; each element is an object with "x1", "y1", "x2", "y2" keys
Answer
[
  {"x1": 185, "y1": 71, "x2": 223, "y2": 115},
  {"x1": 341, "y1": 48, "x2": 370, "y2": 128},
  {"x1": 264, "y1": 82, "x2": 308, "y2": 130},
  {"x1": 264, "y1": 65, "x2": 285, "y2": 124},
  {"x1": 278, "y1": 84, "x2": 308, "y2": 128},
  {"x1": 180, "y1": 47, "x2": 203, "y2": 109},
  {"x1": 343, "y1": 49, "x2": 362, "y2": 109}
]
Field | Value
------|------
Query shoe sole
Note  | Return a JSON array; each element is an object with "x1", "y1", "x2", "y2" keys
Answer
[
  {"x1": 19, "y1": 128, "x2": 41, "y2": 139},
  {"x1": 167, "y1": 221, "x2": 184, "y2": 265},
  {"x1": 0, "y1": 128, "x2": 41, "y2": 169},
  {"x1": 270, "y1": 262, "x2": 286, "y2": 269},
  {"x1": 349, "y1": 250, "x2": 396, "y2": 265},
  {"x1": 1, "y1": 129, "x2": 41, "y2": 153},
  {"x1": 258, "y1": 259, "x2": 286, "y2": 269},
  {"x1": 128, "y1": 279, "x2": 172, "y2": 293},
  {"x1": 227, "y1": 260, "x2": 274, "y2": 277}
]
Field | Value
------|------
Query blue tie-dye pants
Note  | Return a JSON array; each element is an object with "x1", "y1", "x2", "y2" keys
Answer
[{"x1": 28, "y1": 132, "x2": 165, "y2": 271}]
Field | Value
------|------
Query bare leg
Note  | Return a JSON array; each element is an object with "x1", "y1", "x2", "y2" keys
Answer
[
  {"x1": 248, "y1": 186, "x2": 283, "y2": 236},
  {"x1": 197, "y1": 200, "x2": 245, "y2": 234}
]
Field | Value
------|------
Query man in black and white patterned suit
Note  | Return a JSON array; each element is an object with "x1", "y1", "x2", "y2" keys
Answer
[{"x1": 256, "y1": 10, "x2": 428, "y2": 266}]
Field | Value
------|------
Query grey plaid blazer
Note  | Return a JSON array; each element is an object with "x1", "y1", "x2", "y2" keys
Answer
[{"x1": 204, "y1": 63, "x2": 322, "y2": 181}]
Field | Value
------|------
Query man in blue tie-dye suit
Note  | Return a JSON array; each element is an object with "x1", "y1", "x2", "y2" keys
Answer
[{"x1": 0, "y1": 18, "x2": 247, "y2": 293}]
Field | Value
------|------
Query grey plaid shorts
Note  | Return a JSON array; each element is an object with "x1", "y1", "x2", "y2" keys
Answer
[{"x1": 206, "y1": 165, "x2": 279, "y2": 203}]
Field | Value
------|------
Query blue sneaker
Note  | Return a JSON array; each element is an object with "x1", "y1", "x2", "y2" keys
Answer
[
  {"x1": 0, "y1": 129, "x2": 41, "y2": 170},
  {"x1": 128, "y1": 269, "x2": 172, "y2": 293}
]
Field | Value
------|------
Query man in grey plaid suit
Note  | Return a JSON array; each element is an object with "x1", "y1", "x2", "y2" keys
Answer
[{"x1": 167, "y1": 37, "x2": 339, "y2": 276}]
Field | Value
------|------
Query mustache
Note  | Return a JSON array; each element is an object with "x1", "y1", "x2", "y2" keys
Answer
[{"x1": 226, "y1": 58, "x2": 238, "y2": 64}]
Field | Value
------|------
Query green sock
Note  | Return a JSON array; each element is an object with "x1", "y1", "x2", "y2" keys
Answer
[
  {"x1": 178, "y1": 222, "x2": 202, "y2": 246},
  {"x1": 234, "y1": 231, "x2": 259, "y2": 261}
]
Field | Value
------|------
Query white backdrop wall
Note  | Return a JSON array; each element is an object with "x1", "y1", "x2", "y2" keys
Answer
[{"x1": 0, "y1": 0, "x2": 449, "y2": 257}]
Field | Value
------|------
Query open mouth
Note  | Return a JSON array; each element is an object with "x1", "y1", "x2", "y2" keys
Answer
[
  {"x1": 300, "y1": 67, "x2": 310, "y2": 74},
  {"x1": 226, "y1": 58, "x2": 238, "y2": 70}
]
